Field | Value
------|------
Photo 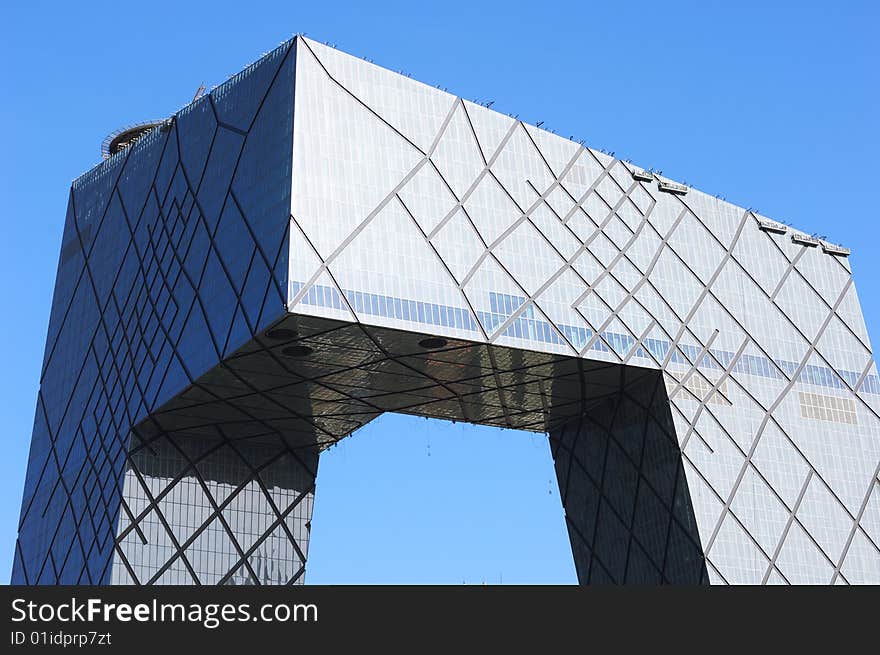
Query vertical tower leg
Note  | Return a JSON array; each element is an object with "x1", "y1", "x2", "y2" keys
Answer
[
  {"x1": 550, "y1": 371, "x2": 708, "y2": 584},
  {"x1": 111, "y1": 428, "x2": 318, "y2": 585}
]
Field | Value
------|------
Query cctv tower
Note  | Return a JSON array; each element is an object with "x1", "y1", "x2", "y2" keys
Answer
[{"x1": 12, "y1": 37, "x2": 880, "y2": 585}]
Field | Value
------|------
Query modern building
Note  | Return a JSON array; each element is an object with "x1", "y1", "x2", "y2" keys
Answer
[{"x1": 11, "y1": 36, "x2": 880, "y2": 585}]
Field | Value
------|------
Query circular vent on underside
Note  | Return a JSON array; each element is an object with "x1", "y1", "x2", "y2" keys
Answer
[
  {"x1": 418, "y1": 337, "x2": 448, "y2": 350},
  {"x1": 282, "y1": 345, "x2": 313, "y2": 358},
  {"x1": 265, "y1": 328, "x2": 298, "y2": 340}
]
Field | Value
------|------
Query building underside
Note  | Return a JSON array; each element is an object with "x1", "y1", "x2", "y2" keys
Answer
[{"x1": 112, "y1": 315, "x2": 705, "y2": 584}]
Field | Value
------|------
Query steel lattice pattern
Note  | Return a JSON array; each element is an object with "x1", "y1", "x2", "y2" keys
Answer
[
  {"x1": 13, "y1": 41, "x2": 299, "y2": 584},
  {"x1": 12, "y1": 36, "x2": 880, "y2": 585}
]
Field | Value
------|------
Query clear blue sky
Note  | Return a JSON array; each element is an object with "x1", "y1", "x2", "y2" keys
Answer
[{"x1": 1, "y1": 0, "x2": 877, "y2": 584}]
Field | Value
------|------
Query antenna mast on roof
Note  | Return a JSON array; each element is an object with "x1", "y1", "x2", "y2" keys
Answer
[{"x1": 192, "y1": 83, "x2": 206, "y2": 103}]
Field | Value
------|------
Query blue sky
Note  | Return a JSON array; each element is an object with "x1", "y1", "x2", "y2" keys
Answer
[{"x1": 1, "y1": 0, "x2": 877, "y2": 583}]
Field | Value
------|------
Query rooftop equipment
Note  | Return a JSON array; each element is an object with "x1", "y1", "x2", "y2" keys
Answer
[
  {"x1": 756, "y1": 217, "x2": 788, "y2": 234},
  {"x1": 657, "y1": 179, "x2": 688, "y2": 195},
  {"x1": 792, "y1": 233, "x2": 821, "y2": 247},
  {"x1": 820, "y1": 242, "x2": 850, "y2": 257}
]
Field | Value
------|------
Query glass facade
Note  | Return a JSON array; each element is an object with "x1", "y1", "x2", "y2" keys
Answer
[
  {"x1": 11, "y1": 35, "x2": 880, "y2": 585},
  {"x1": 12, "y1": 40, "x2": 298, "y2": 584}
]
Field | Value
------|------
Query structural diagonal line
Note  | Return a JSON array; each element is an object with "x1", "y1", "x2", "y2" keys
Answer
[
  {"x1": 703, "y1": 277, "x2": 854, "y2": 557},
  {"x1": 289, "y1": 98, "x2": 461, "y2": 310}
]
